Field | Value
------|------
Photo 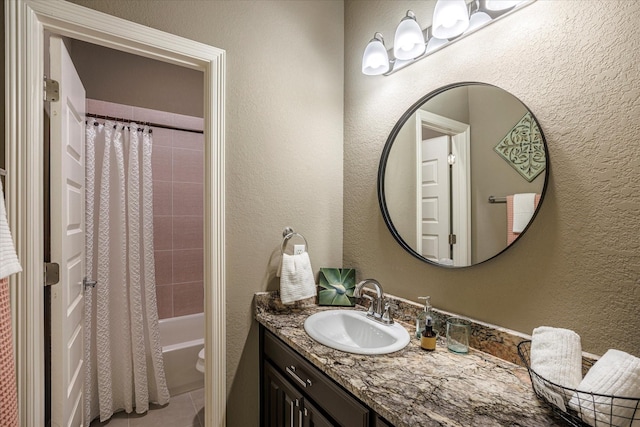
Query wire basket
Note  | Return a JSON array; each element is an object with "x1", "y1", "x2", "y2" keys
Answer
[{"x1": 518, "y1": 341, "x2": 640, "y2": 427}]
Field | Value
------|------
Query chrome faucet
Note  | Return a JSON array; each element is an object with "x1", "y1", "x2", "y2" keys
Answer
[{"x1": 353, "y1": 279, "x2": 393, "y2": 325}]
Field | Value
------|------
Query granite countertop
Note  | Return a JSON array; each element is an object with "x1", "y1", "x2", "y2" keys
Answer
[{"x1": 255, "y1": 292, "x2": 565, "y2": 427}]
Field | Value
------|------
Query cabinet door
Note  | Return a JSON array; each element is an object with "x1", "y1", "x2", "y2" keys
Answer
[
  {"x1": 303, "y1": 399, "x2": 333, "y2": 427},
  {"x1": 264, "y1": 362, "x2": 303, "y2": 427},
  {"x1": 263, "y1": 329, "x2": 370, "y2": 427},
  {"x1": 374, "y1": 414, "x2": 394, "y2": 427}
]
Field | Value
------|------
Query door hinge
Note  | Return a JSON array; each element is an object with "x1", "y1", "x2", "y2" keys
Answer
[
  {"x1": 447, "y1": 153, "x2": 456, "y2": 165},
  {"x1": 43, "y1": 76, "x2": 59, "y2": 102},
  {"x1": 44, "y1": 262, "x2": 60, "y2": 287},
  {"x1": 449, "y1": 234, "x2": 457, "y2": 245}
]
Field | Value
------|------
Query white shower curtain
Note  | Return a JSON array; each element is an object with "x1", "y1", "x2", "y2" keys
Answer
[{"x1": 84, "y1": 120, "x2": 169, "y2": 424}]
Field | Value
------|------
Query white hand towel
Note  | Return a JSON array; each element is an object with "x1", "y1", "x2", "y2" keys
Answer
[
  {"x1": 279, "y1": 252, "x2": 316, "y2": 305},
  {"x1": 0, "y1": 179, "x2": 22, "y2": 279},
  {"x1": 531, "y1": 326, "x2": 583, "y2": 390},
  {"x1": 568, "y1": 349, "x2": 640, "y2": 427},
  {"x1": 512, "y1": 193, "x2": 536, "y2": 233}
]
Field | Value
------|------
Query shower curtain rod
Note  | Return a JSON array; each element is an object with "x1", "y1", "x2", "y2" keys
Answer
[{"x1": 85, "y1": 113, "x2": 204, "y2": 134}]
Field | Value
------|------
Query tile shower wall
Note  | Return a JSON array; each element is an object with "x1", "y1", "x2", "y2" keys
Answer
[{"x1": 87, "y1": 99, "x2": 204, "y2": 319}]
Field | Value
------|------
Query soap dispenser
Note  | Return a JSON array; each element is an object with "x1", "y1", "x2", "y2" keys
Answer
[
  {"x1": 420, "y1": 316, "x2": 437, "y2": 351},
  {"x1": 415, "y1": 296, "x2": 432, "y2": 339}
]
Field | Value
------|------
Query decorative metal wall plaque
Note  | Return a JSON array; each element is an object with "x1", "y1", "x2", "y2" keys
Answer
[{"x1": 494, "y1": 112, "x2": 546, "y2": 182}]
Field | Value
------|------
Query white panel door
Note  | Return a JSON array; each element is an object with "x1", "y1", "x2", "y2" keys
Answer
[
  {"x1": 49, "y1": 35, "x2": 86, "y2": 427},
  {"x1": 418, "y1": 135, "x2": 450, "y2": 261}
]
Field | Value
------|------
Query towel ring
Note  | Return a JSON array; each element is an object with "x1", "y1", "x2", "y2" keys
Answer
[{"x1": 281, "y1": 227, "x2": 309, "y2": 254}]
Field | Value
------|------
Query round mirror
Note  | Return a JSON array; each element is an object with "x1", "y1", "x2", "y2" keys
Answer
[{"x1": 378, "y1": 82, "x2": 548, "y2": 267}]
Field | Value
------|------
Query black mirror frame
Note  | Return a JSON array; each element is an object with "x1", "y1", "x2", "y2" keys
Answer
[{"x1": 377, "y1": 82, "x2": 550, "y2": 268}]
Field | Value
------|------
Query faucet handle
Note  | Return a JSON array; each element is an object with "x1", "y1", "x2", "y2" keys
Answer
[
  {"x1": 381, "y1": 300, "x2": 394, "y2": 324},
  {"x1": 359, "y1": 294, "x2": 376, "y2": 316}
]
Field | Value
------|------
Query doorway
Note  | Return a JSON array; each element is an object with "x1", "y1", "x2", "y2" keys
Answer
[
  {"x1": 416, "y1": 110, "x2": 471, "y2": 266},
  {"x1": 47, "y1": 35, "x2": 207, "y2": 425},
  {"x1": 5, "y1": 1, "x2": 225, "y2": 426}
]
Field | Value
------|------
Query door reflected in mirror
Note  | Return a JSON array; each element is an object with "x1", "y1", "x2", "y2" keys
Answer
[{"x1": 378, "y1": 83, "x2": 548, "y2": 267}]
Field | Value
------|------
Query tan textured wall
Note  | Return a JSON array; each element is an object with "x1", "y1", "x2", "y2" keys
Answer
[
  {"x1": 66, "y1": 1, "x2": 344, "y2": 426},
  {"x1": 467, "y1": 85, "x2": 542, "y2": 262},
  {"x1": 385, "y1": 113, "x2": 417, "y2": 248},
  {"x1": 69, "y1": 40, "x2": 204, "y2": 117},
  {"x1": 345, "y1": 0, "x2": 640, "y2": 356}
]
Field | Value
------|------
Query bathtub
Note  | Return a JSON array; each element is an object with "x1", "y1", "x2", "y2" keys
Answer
[{"x1": 159, "y1": 312, "x2": 204, "y2": 396}]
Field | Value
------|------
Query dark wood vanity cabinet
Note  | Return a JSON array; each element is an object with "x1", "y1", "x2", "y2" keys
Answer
[
  {"x1": 374, "y1": 415, "x2": 393, "y2": 427},
  {"x1": 260, "y1": 326, "x2": 390, "y2": 427},
  {"x1": 303, "y1": 399, "x2": 334, "y2": 427},
  {"x1": 263, "y1": 361, "x2": 333, "y2": 427}
]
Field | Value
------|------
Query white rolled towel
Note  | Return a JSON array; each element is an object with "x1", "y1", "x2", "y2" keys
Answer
[
  {"x1": 530, "y1": 326, "x2": 583, "y2": 390},
  {"x1": 279, "y1": 252, "x2": 316, "y2": 305},
  {"x1": 568, "y1": 349, "x2": 640, "y2": 427},
  {"x1": 512, "y1": 193, "x2": 536, "y2": 233}
]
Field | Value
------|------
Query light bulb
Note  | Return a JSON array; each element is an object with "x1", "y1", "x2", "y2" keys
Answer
[
  {"x1": 432, "y1": 0, "x2": 469, "y2": 39},
  {"x1": 362, "y1": 33, "x2": 390, "y2": 75},
  {"x1": 393, "y1": 11, "x2": 426, "y2": 60}
]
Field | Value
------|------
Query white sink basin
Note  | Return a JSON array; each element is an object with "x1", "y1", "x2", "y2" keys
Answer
[{"x1": 303, "y1": 310, "x2": 410, "y2": 355}]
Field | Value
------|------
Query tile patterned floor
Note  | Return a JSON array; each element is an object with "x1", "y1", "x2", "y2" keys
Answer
[{"x1": 89, "y1": 388, "x2": 204, "y2": 427}]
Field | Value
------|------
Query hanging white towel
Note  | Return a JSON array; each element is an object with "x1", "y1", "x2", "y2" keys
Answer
[
  {"x1": 512, "y1": 193, "x2": 537, "y2": 233},
  {"x1": 0, "y1": 179, "x2": 22, "y2": 280},
  {"x1": 568, "y1": 349, "x2": 640, "y2": 427},
  {"x1": 530, "y1": 326, "x2": 583, "y2": 390},
  {"x1": 279, "y1": 252, "x2": 316, "y2": 305}
]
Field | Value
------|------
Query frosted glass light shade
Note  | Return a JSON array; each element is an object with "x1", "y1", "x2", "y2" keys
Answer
[
  {"x1": 362, "y1": 33, "x2": 390, "y2": 75},
  {"x1": 485, "y1": 0, "x2": 523, "y2": 11},
  {"x1": 426, "y1": 36, "x2": 448, "y2": 54},
  {"x1": 393, "y1": 11, "x2": 426, "y2": 60},
  {"x1": 432, "y1": 0, "x2": 470, "y2": 39},
  {"x1": 466, "y1": 11, "x2": 492, "y2": 32}
]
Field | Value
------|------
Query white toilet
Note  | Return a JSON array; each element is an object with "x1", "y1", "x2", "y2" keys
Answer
[{"x1": 196, "y1": 347, "x2": 205, "y2": 373}]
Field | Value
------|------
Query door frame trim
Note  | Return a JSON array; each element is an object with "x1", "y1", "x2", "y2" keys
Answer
[
  {"x1": 4, "y1": 1, "x2": 226, "y2": 425},
  {"x1": 416, "y1": 110, "x2": 471, "y2": 265}
]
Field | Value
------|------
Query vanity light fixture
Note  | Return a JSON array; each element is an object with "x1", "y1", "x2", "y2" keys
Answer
[
  {"x1": 393, "y1": 11, "x2": 426, "y2": 60},
  {"x1": 426, "y1": 35, "x2": 448, "y2": 54},
  {"x1": 362, "y1": 0, "x2": 535, "y2": 76},
  {"x1": 432, "y1": 0, "x2": 469, "y2": 39},
  {"x1": 362, "y1": 32, "x2": 391, "y2": 75},
  {"x1": 466, "y1": 1, "x2": 492, "y2": 32}
]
